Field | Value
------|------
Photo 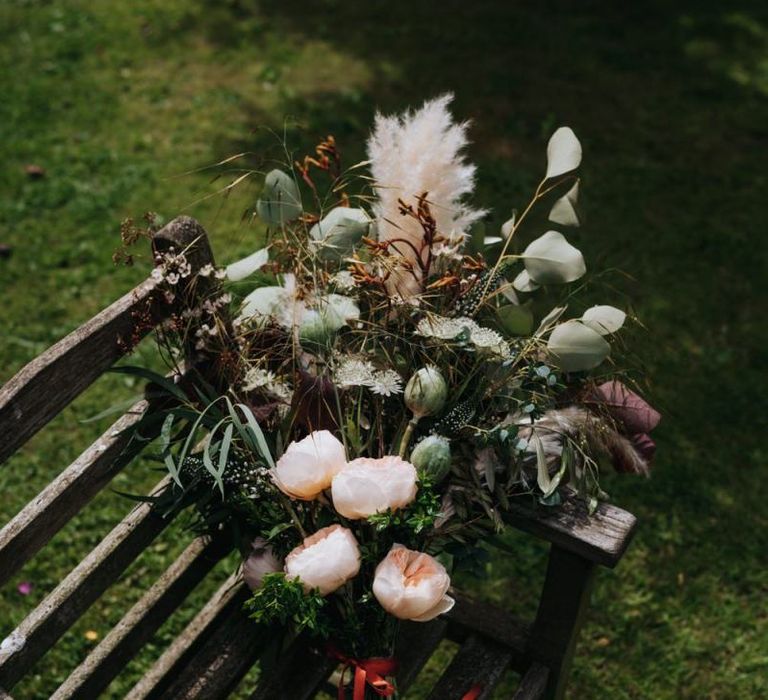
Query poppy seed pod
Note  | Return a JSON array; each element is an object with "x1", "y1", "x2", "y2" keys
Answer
[
  {"x1": 404, "y1": 367, "x2": 447, "y2": 419},
  {"x1": 410, "y1": 435, "x2": 452, "y2": 483}
]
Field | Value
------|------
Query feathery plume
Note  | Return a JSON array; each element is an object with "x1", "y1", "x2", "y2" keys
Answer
[{"x1": 367, "y1": 94, "x2": 485, "y2": 296}]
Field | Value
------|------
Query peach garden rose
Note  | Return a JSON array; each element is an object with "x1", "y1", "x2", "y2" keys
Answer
[{"x1": 372, "y1": 544, "x2": 455, "y2": 622}]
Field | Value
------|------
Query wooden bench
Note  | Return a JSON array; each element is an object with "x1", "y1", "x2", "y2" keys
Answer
[{"x1": 0, "y1": 216, "x2": 637, "y2": 700}]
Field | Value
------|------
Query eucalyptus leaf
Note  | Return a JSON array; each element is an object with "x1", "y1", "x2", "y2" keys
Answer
[
  {"x1": 581, "y1": 305, "x2": 626, "y2": 335},
  {"x1": 240, "y1": 285, "x2": 288, "y2": 320},
  {"x1": 549, "y1": 180, "x2": 580, "y2": 226},
  {"x1": 501, "y1": 214, "x2": 516, "y2": 239},
  {"x1": 545, "y1": 127, "x2": 582, "y2": 179},
  {"x1": 512, "y1": 269, "x2": 540, "y2": 293},
  {"x1": 532, "y1": 431, "x2": 551, "y2": 494},
  {"x1": 521, "y1": 231, "x2": 586, "y2": 285},
  {"x1": 256, "y1": 169, "x2": 302, "y2": 226},
  {"x1": 497, "y1": 304, "x2": 534, "y2": 336},
  {"x1": 225, "y1": 247, "x2": 269, "y2": 281},
  {"x1": 547, "y1": 320, "x2": 610, "y2": 372},
  {"x1": 309, "y1": 207, "x2": 370, "y2": 261},
  {"x1": 534, "y1": 305, "x2": 567, "y2": 337}
]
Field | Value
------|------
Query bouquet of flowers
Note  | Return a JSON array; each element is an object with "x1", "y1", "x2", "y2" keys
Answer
[{"x1": 124, "y1": 95, "x2": 659, "y2": 698}]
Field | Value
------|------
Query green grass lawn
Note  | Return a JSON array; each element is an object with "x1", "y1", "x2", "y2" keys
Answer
[{"x1": 1, "y1": 1, "x2": 767, "y2": 697}]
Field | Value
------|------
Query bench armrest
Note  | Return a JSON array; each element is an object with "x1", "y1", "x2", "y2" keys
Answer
[{"x1": 504, "y1": 497, "x2": 637, "y2": 568}]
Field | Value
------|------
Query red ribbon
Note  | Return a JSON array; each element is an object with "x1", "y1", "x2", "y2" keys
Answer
[
  {"x1": 462, "y1": 684, "x2": 483, "y2": 700},
  {"x1": 327, "y1": 645, "x2": 399, "y2": 700}
]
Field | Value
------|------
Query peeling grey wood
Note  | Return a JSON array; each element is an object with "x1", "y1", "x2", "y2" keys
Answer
[
  {"x1": 0, "y1": 278, "x2": 164, "y2": 465},
  {"x1": 51, "y1": 535, "x2": 230, "y2": 700},
  {"x1": 125, "y1": 575, "x2": 245, "y2": 700},
  {"x1": 0, "y1": 478, "x2": 171, "y2": 690},
  {"x1": 0, "y1": 400, "x2": 149, "y2": 588},
  {"x1": 505, "y1": 497, "x2": 637, "y2": 568},
  {"x1": 426, "y1": 634, "x2": 513, "y2": 700}
]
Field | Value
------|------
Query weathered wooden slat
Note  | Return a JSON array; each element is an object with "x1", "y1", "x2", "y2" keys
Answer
[
  {"x1": 0, "y1": 479, "x2": 171, "y2": 690},
  {"x1": 0, "y1": 278, "x2": 164, "y2": 465},
  {"x1": 0, "y1": 215, "x2": 216, "y2": 467},
  {"x1": 444, "y1": 592, "x2": 530, "y2": 673},
  {"x1": 528, "y1": 545, "x2": 596, "y2": 700},
  {"x1": 512, "y1": 662, "x2": 549, "y2": 700},
  {"x1": 426, "y1": 633, "x2": 513, "y2": 700},
  {"x1": 50, "y1": 534, "x2": 231, "y2": 700},
  {"x1": 250, "y1": 635, "x2": 335, "y2": 700},
  {"x1": 394, "y1": 619, "x2": 448, "y2": 693},
  {"x1": 505, "y1": 497, "x2": 637, "y2": 568},
  {"x1": 153, "y1": 586, "x2": 265, "y2": 699},
  {"x1": 0, "y1": 400, "x2": 149, "y2": 588},
  {"x1": 125, "y1": 575, "x2": 246, "y2": 700}
]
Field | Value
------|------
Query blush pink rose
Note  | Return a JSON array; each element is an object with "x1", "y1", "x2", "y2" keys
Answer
[
  {"x1": 271, "y1": 430, "x2": 347, "y2": 500},
  {"x1": 372, "y1": 544, "x2": 455, "y2": 622},
  {"x1": 331, "y1": 456, "x2": 418, "y2": 520},
  {"x1": 284, "y1": 525, "x2": 361, "y2": 595}
]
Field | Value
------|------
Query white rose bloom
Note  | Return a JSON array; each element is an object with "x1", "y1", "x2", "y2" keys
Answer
[
  {"x1": 331, "y1": 456, "x2": 418, "y2": 519},
  {"x1": 372, "y1": 544, "x2": 455, "y2": 621},
  {"x1": 271, "y1": 430, "x2": 347, "y2": 500},
  {"x1": 284, "y1": 525, "x2": 361, "y2": 595}
]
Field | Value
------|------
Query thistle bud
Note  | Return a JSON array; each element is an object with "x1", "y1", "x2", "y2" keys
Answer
[
  {"x1": 410, "y1": 435, "x2": 452, "y2": 483},
  {"x1": 404, "y1": 367, "x2": 447, "y2": 419}
]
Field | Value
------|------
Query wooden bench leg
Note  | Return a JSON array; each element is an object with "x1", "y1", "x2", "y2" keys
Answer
[{"x1": 529, "y1": 545, "x2": 596, "y2": 700}]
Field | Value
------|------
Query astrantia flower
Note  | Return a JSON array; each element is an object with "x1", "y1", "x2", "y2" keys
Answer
[
  {"x1": 416, "y1": 314, "x2": 512, "y2": 359},
  {"x1": 241, "y1": 367, "x2": 292, "y2": 405},
  {"x1": 368, "y1": 369, "x2": 404, "y2": 397},
  {"x1": 415, "y1": 315, "x2": 473, "y2": 340},
  {"x1": 333, "y1": 358, "x2": 403, "y2": 396},
  {"x1": 334, "y1": 358, "x2": 375, "y2": 388},
  {"x1": 468, "y1": 326, "x2": 512, "y2": 359}
]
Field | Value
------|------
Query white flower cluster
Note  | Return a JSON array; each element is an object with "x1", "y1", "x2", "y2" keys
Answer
[
  {"x1": 198, "y1": 263, "x2": 227, "y2": 280},
  {"x1": 330, "y1": 270, "x2": 357, "y2": 292},
  {"x1": 151, "y1": 249, "x2": 192, "y2": 286},
  {"x1": 242, "y1": 367, "x2": 293, "y2": 406},
  {"x1": 333, "y1": 357, "x2": 404, "y2": 396},
  {"x1": 194, "y1": 322, "x2": 219, "y2": 350},
  {"x1": 202, "y1": 293, "x2": 232, "y2": 315},
  {"x1": 416, "y1": 314, "x2": 513, "y2": 359},
  {"x1": 431, "y1": 229, "x2": 467, "y2": 267}
]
